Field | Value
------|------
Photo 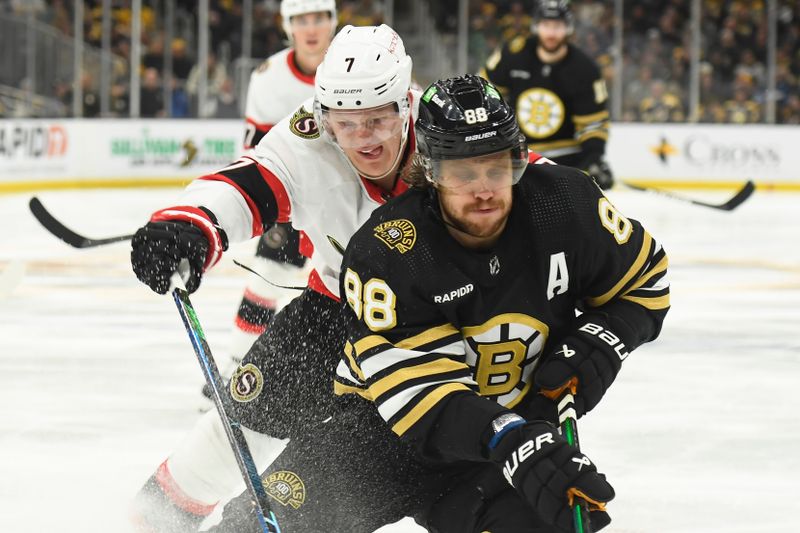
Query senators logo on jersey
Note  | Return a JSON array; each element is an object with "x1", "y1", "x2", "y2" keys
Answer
[
  {"x1": 230, "y1": 363, "x2": 264, "y2": 403},
  {"x1": 289, "y1": 107, "x2": 320, "y2": 140}
]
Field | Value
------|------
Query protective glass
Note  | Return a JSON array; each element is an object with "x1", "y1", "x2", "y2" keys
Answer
[
  {"x1": 318, "y1": 101, "x2": 409, "y2": 149},
  {"x1": 426, "y1": 146, "x2": 528, "y2": 195}
]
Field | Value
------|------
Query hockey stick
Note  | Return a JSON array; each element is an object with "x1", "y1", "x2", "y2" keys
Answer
[
  {"x1": 170, "y1": 271, "x2": 282, "y2": 533},
  {"x1": 621, "y1": 179, "x2": 754, "y2": 211},
  {"x1": 543, "y1": 378, "x2": 593, "y2": 533},
  {"x1": 29, "y1": 196, "x2": 134, "y2": 248}
]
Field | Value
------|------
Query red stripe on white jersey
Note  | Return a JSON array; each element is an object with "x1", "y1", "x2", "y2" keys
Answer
[
  {"x1": 155, "y1": 460, "x2": 217, "y2": 516},
  {"x1": 286, "y1": 49, "x2": 315, "y2": 85},
  {"x1": 307, "y1": 269, "x2": 339, "y2": 301},
  {"x1": 151, "y1": 206, "x2": 224, "y2": 270}
]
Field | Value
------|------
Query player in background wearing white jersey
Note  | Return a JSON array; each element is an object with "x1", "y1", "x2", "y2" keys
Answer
[
  {"x1": 218, "y1": 0, "x2": 337, "y2": 387},
  {"x1": 128, "y1": 25, "x2": 419, "y2": 531}
]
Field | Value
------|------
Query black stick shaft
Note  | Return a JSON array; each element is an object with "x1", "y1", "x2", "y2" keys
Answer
[{"x1": 622, "y1": 180, "x2": 754, "y2": 211}]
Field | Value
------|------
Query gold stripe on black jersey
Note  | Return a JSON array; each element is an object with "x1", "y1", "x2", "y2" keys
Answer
[
  {"x1": 368, "y1": 358, "x2": 469, "y2": 400},
  {"x1": 576, "y1": 129, "x2": 609, "y2": 143},
  {"x1": 343, "y1": 341, "x2": 366, "y2": 381},
  {"x1": 461, "y1": 313, "x2": 550, "y2": 339},
  {"x1": 623, "y1": 254, "x2": 669, "y2": 295},
  {"x1": 391, "y1": 382, "x2": 473, "y2": 436},
  {"x1": 620, "y1": 293, "x2": 670, "y2": 310},
  {"x1": 587, "y1": 230, "x2": 653, "y2": 308},
  {"x1": 528, "y1": 138, "x2": 581, "y2": 152},
  {"x1": 333, "y1": 379, "x2": 372, "y2": 399},
  {"x1": 395, "y1": 323, "x2": 461, "y2": 351},
  {"x1": 572, "y1": 110, "x2": 610, "y2": 126}
]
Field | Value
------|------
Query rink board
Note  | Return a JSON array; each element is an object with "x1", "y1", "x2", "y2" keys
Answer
[{"x1": 1, "y1": 119, "x2": 799, "y2": 192}]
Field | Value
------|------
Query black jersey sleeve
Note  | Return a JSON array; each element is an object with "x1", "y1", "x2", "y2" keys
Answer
[
  {"x1": 569, "y1": 51, "x2": 610, "y2": 164},
  {"x1": 336, "y1": 218, "x2": 510, "y2": 462},
  {"x1": 571, "y1": 178, "x2": 670, "y2": 348}
]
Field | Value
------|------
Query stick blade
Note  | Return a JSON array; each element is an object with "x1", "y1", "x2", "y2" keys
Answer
[
  {"x1": 28, "y1": 196, "x2": 134, "y2": 248},
  {"x1": 716, "y1": 180, "x2": 755, "y2": 211}
]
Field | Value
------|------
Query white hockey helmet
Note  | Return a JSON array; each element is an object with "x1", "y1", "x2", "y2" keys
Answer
[
  {"x1": 314, "y1": 25, "x2": 413, "y2": 147},
  {"x1": 280, "y1": 0, "x2": 337, "y2": 39}
]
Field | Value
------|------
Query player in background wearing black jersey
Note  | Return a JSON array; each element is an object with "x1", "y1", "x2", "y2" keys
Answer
[
  {"x1": 482, "y1": 0, "x2": 614, "y2": 189},
  {"x1": 202, "y1": 74, "x2": 669, "y2": 532}
]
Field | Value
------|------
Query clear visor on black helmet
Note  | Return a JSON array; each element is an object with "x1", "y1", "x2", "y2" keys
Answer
[{"x1": 424, "y1": 138, "x2": 529, "y2": 194}]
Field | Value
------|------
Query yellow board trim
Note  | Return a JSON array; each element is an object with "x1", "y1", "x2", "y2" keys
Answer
[
  {"x1": 368, "y1": 358, "x2": 467, "y2": 399},
  {"x1": 621, "y1": 180, "x2": 800, "y2": 192},
  {"x1": 392, "y1": 383, "x2": 471, "y2": 436},
  {"x1": 587, "y1": 231, "x2": 653, "y2": 307},
  {"x1": 0, "y1": 178, "x2": 192, "y2": 194}
]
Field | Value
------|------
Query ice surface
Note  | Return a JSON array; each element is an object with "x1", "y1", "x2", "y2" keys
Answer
[{"x1": 1, "y1": 186, "x2": 798, "y2": 532}]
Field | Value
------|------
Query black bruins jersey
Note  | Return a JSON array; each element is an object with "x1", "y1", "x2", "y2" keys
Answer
[
  {"x1": 336, "y1": 164, "x2": 669, "y2": 462},
  {"x1": 482, "y1": 36, "x2": 609, "y2": 167}
]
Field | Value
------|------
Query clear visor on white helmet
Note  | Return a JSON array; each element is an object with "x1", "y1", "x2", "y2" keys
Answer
[{"x1": 315, "y1": 99, "x2": 410, "y2": 150}]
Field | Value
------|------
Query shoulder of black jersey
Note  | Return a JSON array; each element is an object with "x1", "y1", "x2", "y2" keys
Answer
[
  {"x1": 565, "y1": 44, "x2": 602, "y2": 75},
  {"x1": 347, "y1": 188, "x2": 428, "y2": 262},
  {"x1": 517, "y1": 162, "x2": 600, "y2": 211}
]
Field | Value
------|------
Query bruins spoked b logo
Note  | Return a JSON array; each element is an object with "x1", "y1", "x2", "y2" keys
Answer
[
  {"x1": 230, "y1": 363, "x2": 264, "y2": 403},
  {"x1": 516, "y1": 88, "x2": 565, "y2": 139},
  {"x1": 373, "y1": 219, "x2": 416, "y2": 254},
  {"x1": 263, "y1": 470, "x2": 306, "y2": 509}
]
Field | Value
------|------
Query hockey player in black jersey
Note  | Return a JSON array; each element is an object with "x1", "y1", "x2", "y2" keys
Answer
[
  {"x1": 333, "y1": 74, "x2": 670, "y2": 531},
  {"x1": 203, "y1": 74, "x2": 669, "y2": 532},
  {"x1": 482, "y1": 0, "x2": 614, "y2": 189}
]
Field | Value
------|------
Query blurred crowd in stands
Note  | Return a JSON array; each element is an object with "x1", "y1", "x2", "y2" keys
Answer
[
  {"x1": 438, "y1": 0, "x2": 800, "y2": 124},
  {"x1": 2, "y1": 0, "x2": 798, "y2": 123},
  {"x1": 0, "y1": 0, "x2": 384, "y2": 118}
]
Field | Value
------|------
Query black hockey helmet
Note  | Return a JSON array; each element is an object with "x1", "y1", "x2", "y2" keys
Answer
[
  {"x1": 534, "y1": 0, "x2": 574, "y2": 29},
  {"x1": 415, "y1": 75, "x2": 528, "y2": 185}
]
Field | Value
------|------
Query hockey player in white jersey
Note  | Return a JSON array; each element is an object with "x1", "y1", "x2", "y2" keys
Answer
[
  {"x1": 128, "y1": 24, "x2": 420, "y2": 531},
  {"x1": 220, "y1": 0, "x2": 337, "y2": 388}
]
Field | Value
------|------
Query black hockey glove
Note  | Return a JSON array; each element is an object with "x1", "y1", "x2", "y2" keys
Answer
[
  {"x1": 586, "y1": 158, "x2": 614, "y2": 190},
  {"x1": 535, "y1": 315, "x2": 629, "y2": 417},
  {"x1": 131, "y1": 206, "x2": 227, "y2": 294},
  {"x1": 488, "y1": 419, "x2": 614, "y2": 531}
]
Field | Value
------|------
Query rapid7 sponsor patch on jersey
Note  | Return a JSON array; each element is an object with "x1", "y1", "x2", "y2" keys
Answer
[{"x1": 433, "y1": 283, "x2": 474, "y2": 303}]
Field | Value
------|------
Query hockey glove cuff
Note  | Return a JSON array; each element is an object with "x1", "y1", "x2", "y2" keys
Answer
[
  {"x1": 488, "y1": 419, "x2": 614, "y2": 531},
  {"x1": 131, "y1": 206, "x2": 228, "y2": 294},
  {"x1": 535, "y1": 315, "x2": 630, "y2": 417}
]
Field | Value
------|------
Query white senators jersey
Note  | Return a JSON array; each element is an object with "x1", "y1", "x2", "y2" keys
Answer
[
  {"x1": 243, "y1": 48, "x2": 316, "y2": 150},
  {"x1": 179, "y1": 92, "x2": 421, "y2": 300}
]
